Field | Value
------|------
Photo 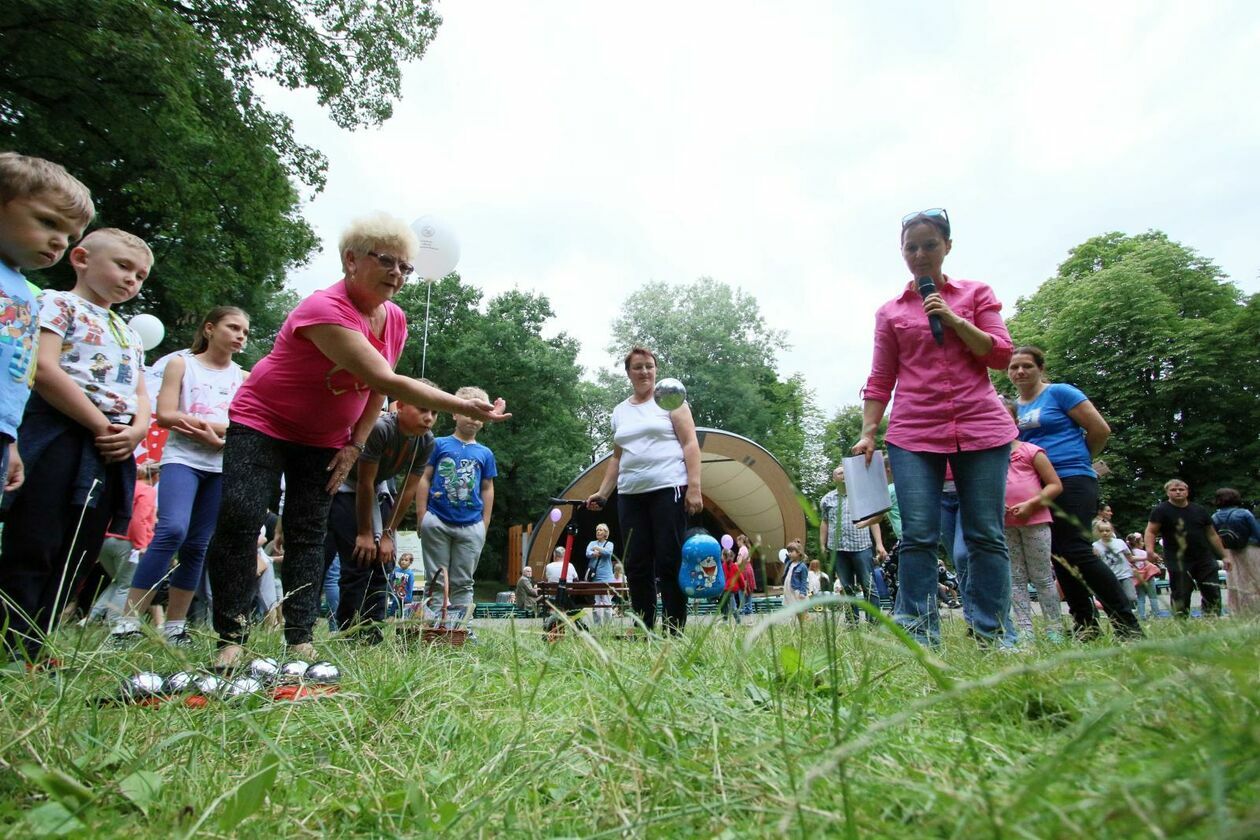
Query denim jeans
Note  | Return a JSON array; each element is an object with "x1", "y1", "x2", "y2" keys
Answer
[
  {"x1": 1134, "y1": 577, "x2": 1161, "y2": 620},
  {"x1": 888, "y1": 443, "x2": 1012, "y2": 646},
  {"x1": 942, "y1": 490, "x2": 1019, "y2": 644},
  {"x1": 832, "y1": 547, "x2": 878, "y2": 623}
]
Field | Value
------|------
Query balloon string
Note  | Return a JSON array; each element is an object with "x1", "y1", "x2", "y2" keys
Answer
[{"x1": 420, "y1": 278, "x2": 433, "y2": 378}]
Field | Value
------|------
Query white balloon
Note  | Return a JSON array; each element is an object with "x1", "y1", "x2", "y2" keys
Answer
[
  {"x1": 129, "y1": 314, "x2": 165, "y2": 351},
  {"x1": 409, "y1": 215, "x2": 461, "y2": 280}
]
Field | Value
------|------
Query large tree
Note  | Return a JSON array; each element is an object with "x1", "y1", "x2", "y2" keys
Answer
[
  {"x1": 0, "y1": 0, "x2": 441, "y2": 355},
  {"x1": 602, "y1": 277, "x2": 825, "y2": 495},
  {"x1": 1005, "y1": 231, "x2": 1260, "y2": 525},
  {"x1": 391, "y1": 278, "x2": 591, "y2": 581}
]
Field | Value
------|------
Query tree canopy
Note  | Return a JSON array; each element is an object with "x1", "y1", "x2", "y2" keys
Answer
[
  {"x1": 0, "y1": 0, "x2": 441, "y2": 356},
  {"x1": 1005, "y1": 231, "x2": 1260, "y2": 524}
]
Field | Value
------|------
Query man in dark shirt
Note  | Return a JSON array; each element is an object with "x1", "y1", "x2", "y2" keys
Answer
[
  {"x1": 326, "y1": 398, "x2": 437, "y2": 640},
  {"x1": 1145, "y1": 479, "x2": 1227, "y2": 617}
]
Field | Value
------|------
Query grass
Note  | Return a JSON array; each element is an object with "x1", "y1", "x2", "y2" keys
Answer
[{"x1": 2, "y1": 600, "x2": 1258, "y2": 838}]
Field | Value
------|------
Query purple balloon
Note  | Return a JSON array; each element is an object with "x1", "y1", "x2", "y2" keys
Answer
[
  {"x1": 721, "y1": 534, "x2": 735, "y2": 550},
  {"x1": 550, "y1": 508, "x2": 562, "y2": 523}
]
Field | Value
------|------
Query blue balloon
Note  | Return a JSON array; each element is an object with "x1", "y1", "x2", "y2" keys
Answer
[{"x1": 679, "y1": 533, "x2": 725, "y2": 598}]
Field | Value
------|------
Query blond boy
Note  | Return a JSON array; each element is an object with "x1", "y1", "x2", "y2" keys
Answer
[
  {"x1": 0, "y1": 227, "x2": 152, "y2": 662},
  {"x1": 0, "y1": 152, "x2": 94, "y2": 499},
  {"x1": 416, "y1": 386, "x2": 498, "y2": 626}
]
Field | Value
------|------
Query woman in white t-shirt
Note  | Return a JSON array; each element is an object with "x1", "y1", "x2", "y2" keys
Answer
[
  {"x1": 585, "y1": 347, "x2": 701, "y2": 635},
  {"x1": 109, "y1": 307, "x2": 249, "y2": 647}
]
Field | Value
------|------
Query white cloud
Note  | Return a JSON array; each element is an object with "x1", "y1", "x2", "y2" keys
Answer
[{"x1": 268, "y1": 0, "x2": 1260, "y2": 417}]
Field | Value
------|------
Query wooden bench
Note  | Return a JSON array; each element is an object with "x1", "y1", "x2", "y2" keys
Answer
[{"x1": 537, "y1": 581, "x2": 630, "y2": 605}]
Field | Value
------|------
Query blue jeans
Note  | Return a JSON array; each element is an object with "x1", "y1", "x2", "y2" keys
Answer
[
  {"x1": 132, "y1": 463, "x2": 223, "y2": 592},
  {"x1": 941, "y1": 489, "x2": 1018, "y2": 644},
  {"x1": 888, "y1": 443, "x2": 1012, "y2": 646},
  {"x1": 323, "y1": 555, "x2": 341, "y2": 632},
  {"x1": 833, "y1": 547, "x2": 878, "y2": 623}
]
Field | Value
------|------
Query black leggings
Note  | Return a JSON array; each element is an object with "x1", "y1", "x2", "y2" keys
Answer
[
  {"x1": 205, "y1": 425, "x2": 335, "y2": 646},
  {"x1": 1050, "y1": 474, "x2": 1142, "y2": 637},
  {"x1": 617, "y1": 485, "x2": 688, "y2": 633}
]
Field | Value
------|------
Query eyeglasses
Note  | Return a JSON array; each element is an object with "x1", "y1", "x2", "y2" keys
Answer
[
  {"x1": 901, "y1": 208, "x2": 950, "y2": 238},
  {"x1": 367, "y1": 251, "x2": 415, "y2": 277}
]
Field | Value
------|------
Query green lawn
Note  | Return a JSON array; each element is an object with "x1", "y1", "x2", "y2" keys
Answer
[{"x1": 3, "y1": 604, "x2": 1257, "y2": 838}]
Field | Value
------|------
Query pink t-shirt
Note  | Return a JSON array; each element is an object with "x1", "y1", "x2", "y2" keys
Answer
[
  {"x1": 862, "y1": 275, "x2": 1017, "y2": 453},
  {"x1": 230, "y1": 280, "x2": 407, "y2": 448},
  {"x1": 1004, "y1": 442, "x2": 1053, "y2": 527}
]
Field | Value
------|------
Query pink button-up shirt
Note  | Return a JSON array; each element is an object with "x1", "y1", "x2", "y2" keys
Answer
[{"x1": 862, "y1": 275, "x2": 1017, "y2": 454}]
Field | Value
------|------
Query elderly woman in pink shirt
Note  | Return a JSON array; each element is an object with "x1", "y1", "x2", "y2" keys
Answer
[{"x1": 852, "y1": 209, "x2": 1017, "y2": 647}]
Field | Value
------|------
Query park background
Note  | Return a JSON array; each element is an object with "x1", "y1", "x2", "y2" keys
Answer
[{"x1": 4, "y1": 0, "x2": 1258, "y2": 581}]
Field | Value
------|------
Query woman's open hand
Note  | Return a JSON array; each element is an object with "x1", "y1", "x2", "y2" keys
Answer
[{"x1": 325, "y1": 445, "x2": 360, "y2": 494}]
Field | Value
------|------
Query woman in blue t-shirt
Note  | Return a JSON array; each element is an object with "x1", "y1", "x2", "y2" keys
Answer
[{"x1": 1008, "y1": 346, "x2": 1142, "y2": 640}]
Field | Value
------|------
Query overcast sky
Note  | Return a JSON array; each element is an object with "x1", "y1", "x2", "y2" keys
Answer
[{"x1": 268, "y1": 1, "x2": 1259, "y2": 416}]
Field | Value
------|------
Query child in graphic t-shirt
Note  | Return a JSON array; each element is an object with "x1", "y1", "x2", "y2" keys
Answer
[
  {"x1": 1092, "y1": 521, "x2": 1136, "y2": 609},
  {"x1": 417, "y1": 386, "x2": 498, "y2": 627},
  {"x1": 0, "y1": 152, "x2": 94, "y2": 504},
  {"x1": 0, "y1": 227, "x2": 152, "y2": 663}
]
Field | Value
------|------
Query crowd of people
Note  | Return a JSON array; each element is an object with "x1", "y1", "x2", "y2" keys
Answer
[{"x1": 2, "y1": 153, "x2": 1257, "y2": 670}]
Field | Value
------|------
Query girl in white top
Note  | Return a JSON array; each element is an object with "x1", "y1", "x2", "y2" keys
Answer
[
  {"x1": 585, "y1": 346, "x2": 701, "y2": 635},
  {"x1": 110, "y1": 306, "x2": 249, "y2": 646}
]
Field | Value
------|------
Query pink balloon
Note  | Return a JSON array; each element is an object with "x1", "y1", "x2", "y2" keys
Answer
[
  {"x1": 720, "y1": 534, "x2": 734, "y2": 550},
  {"x1": 550, "y1": 508, "x2": 562, "y2": 523}
]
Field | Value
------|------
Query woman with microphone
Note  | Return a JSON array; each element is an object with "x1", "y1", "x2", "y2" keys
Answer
[{"x1": 853, "y1": 209, "x2": 1017, "y2": 647}]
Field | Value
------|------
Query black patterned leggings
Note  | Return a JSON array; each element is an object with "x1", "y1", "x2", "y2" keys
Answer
[{"x1": 205, "y1": 424, "x2": 335, "y2": 646}]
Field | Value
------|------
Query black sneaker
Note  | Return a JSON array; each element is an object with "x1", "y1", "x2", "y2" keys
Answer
[
  {"x1": 107, "y1": 630, "x2": 144, "y2": 650},
  {"x1": 164, "y1": 632, "x2": 194, "y2": 648}
]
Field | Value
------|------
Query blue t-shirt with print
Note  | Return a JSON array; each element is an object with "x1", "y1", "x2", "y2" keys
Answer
[
  {"x1": 0, "y1": 266, "x2": 40, "y2": 439},
  {"x1": 426, "y1": 435, "x2": 497, "y2": 526},
  {"x1": 1016, "y1": 383, "x2": 1094, "y2": 478}
]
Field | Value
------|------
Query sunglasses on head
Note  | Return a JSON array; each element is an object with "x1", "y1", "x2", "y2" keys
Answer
[{"x1": 901, "y1": 207, "x2": 950, "y2": 238}]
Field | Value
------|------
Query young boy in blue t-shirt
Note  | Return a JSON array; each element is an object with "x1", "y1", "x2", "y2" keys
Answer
[
  {"x1": 0, "y1": 225, "x2": 152, "y2": 663},
  {"x1": 0, "y1": 152, "x2": 94, "y2": 504},
  {"x1": 416, "y1": 386, "x2": 497, "y2": 626}
]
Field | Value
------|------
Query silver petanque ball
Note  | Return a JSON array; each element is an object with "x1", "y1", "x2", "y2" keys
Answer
[
  {"x1": 246, "y1": 657, "x2": 280, "y2": 682},
  {"x1": 279, "y1": 660, "x2": 310, "y2": 682},
  {"x1": 122, "y1": 672, "x2": 164, "y2": 699},
  {"x1": 162, "y1": 671, "x2": 196, "y2": 694},
  {"x1": 225, "y1": 676, "x2": 265, "y2": 697},
  {"x1": 304, "y1": 661, "x2": 341, "y2": 684},
  {"x1": 654, "y1": 378, "x2": 687, "y2": 411},
  {"x1": 194, "y1": 674, "x2": 224, "y2": 696}
]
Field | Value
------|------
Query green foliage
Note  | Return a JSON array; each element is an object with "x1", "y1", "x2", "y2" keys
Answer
[
  {"x1": 822, "y1": 404, "x2": 888, "y2": 471},
  {"x1": 0, "y1": 0, "x2": 441, "y2": 358},
  {"x1": 605, "y1": 277, "x2": 827, "y2": 495},
  {"x1": 392, "y1": 277, "x2": 591, "y2": 579},
  {"x1": 1007, "y1": 231, "x2": 1260, "y2": 524}
]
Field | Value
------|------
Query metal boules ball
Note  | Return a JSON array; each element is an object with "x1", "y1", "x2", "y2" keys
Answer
[
  {"x1": 163, "y1": 671, "x2": 196, "y2": 694},
  {"x1": 654, "y1": 378, "x2": 687, "y2": 411},
  {"x1": 247, "y1": 657, "x2": 280, "y2": 682},
  {"x1": 122, "y1": 672, "x2": 164, "y2": 699},
  {"x1": 304, "y1": 662, "x2": 340, "y2": 684},
  {"x1": 194, "y1": 674, "x2": 224, "y2": 696},
  {"x1": 225, "y1": 676, "x2": 265, "y2": 697},
  {"x1": 279, "y1": 660, "x2": 310, "y2": 682}
]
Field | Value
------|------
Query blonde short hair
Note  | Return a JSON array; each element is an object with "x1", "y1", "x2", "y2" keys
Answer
[
  {"x1": 79, "y1": 228, "x2": 154, "y2": 265},
  {"x1": 455, "y1": 385, "x2": 489, "y2": 403},
  {"x1": 0, "y1": 152, "x2": 95, "y2": 226},
  {"x1": 338, "y1": 212, "x2": 418, "y2": 262}
]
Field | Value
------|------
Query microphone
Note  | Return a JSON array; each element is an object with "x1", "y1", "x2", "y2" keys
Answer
[{"x1": 916, "y1": 276, "x2": 944, "y2": 346}]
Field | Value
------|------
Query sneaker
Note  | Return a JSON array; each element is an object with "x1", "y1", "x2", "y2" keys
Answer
[
  {"x1": 164, "y1": 632, "x2": 194, "y2": 649},
  {"x1": 107, "y1": 630, "x2": 144, "y2": 650}
]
